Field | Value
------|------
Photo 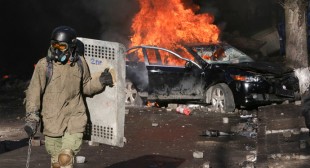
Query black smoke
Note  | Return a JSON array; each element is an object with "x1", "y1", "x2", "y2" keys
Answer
[{"x1": 0, "y1": 0, "x2": 139, "y2": 79}]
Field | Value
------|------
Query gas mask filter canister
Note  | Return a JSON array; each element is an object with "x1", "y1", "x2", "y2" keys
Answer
[{"x1": 50, "y1": 41, "x2": 70, "y2": 64}]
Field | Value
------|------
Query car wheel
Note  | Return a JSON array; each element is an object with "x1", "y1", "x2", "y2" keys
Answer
[
  {"x1": 125, "y1": 80, "x2": 143, "y2": 107},
  {"x1": 210, "y1": 83, "x2": 235, "y2": 113}
]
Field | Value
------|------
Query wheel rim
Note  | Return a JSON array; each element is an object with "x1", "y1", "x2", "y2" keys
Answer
[
  {"x1": 211, "y1": 87, "x2": 225, "y2": 112},
  {"x1": 125, "y1": 81, "x2": 138, "y2": 105}
]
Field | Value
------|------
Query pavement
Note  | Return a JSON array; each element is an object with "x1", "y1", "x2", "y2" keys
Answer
[{"x1": 1, "y1": 88, "x2": 310, "y2": 168}]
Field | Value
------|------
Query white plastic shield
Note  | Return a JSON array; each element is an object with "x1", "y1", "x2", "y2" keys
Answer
[{"x1": 77, "y1": 37, "x2": 126, "y2": 147}]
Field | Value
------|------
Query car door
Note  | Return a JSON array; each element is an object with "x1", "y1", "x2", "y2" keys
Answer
[{"x1": 143, "y1": 47, "x2": 204, "y2": 100}]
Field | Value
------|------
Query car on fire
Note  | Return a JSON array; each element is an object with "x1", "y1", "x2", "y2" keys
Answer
[{"x1": 125, "y1": 42, "x2": 300, "y2": 112}]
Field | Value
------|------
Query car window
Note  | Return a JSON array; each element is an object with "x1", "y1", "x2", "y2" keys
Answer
[
  {"x1": 193, "y1": 44, "x2": 254, "y2": 64},
  {"x1": 146, "y1": 48, "x2": 187, "y2": 67},
  {"x1": 223, "y1": 44, "x2": 254, "y2": 63},
  {"x1": 127, "y1": 48, "x2": 144, "y2": 62},
  {"x1": 195, "y1": 46, "x2": 213, "y2": 61},
  {"x1": 158, "y1": 50, "x2": 186, "y2": 66},
  {"x1": 146, "y1": 49, "x2": 159, "y2": 65}
]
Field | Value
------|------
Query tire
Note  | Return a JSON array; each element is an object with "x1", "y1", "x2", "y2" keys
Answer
[
  {"x1": 210, "y1": 83, "x2": 235, "y2": 113},
  {"x1": 125, "y1": 80, "x2": 143, "y2": 107}
]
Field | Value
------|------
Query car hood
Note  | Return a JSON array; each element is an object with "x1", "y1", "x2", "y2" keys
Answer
[{"x1": 228, "y1": 62, "x2": 294, "y2": 76}]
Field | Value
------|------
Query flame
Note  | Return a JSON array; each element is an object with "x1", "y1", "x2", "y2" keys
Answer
[
  {"x1": 147, "y1": 101, "x2": 159, "y2": 107},
  {"x1": 130, "y1": 0, "x2": 220, "y2": 64}
]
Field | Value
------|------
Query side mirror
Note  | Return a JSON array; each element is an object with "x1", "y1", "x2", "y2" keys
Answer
[{"x1": 185, "y1": 61, "x2": 194, "y2": 69}]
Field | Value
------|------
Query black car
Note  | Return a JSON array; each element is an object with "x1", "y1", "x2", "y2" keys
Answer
[{"x1": 125, "y1": 43, "x2": 300, "y2": 112}]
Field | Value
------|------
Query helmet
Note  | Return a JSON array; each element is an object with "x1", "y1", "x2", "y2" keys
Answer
[
  {"x1": 49, "y1": 26, "x2": 77, "y2": 64},
  {"x1": 51, "y1": 26, "x2": 77, "y2": 45}
]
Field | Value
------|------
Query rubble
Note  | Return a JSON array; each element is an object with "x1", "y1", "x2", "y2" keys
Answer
[
  {"x1": 246, "y1": 151, "x2": 257, "y2": 162},
  {"x1": 125, "y1": 109, "x2": 129, "y2": 114},
  {"x1": 31, "y1": 137, "x2": 41, "y2": 146},
  {"x1": 268, "y1": 153, "x2": 310, "y2": 160},
  {"x1": 295, "y1": 100, "x2": 301, "y2": 106},
  {"x1": 193, "y1": 151, "x2": 204, "y2": 159},
  {"x1": 166, "y1": 108, "x2": 172, "y2": 112},
  {"x1": 230, "y1": 116, "x2": 258, "y2": 138},
  {"x1": 222, "y1": 117, "x2": 229, "y2": 124},
  {"x1": 167, "y1": 103, "x2": 178, "y2": 109},
  {"x1": 176, "y1": 105, "x2": 191, "y2": 116},
  {"x1": 76, "y1": 156, "x2": 86, "y2": 163},
  {"x1": 88, "y1": 141, "x2": 100, "y2": 146},
  {"x1": 202, "y1": 161, "x2": 210, "y2": 168},
  {"x1": 152, "y1": 123, "x2": 159, "y2": 127},
  {"x1": 201, "y1": 130, "x2": 232, "y2": 137},
  {"x1": 265, "y1": 128, "x2": 308, "y2": 135}
]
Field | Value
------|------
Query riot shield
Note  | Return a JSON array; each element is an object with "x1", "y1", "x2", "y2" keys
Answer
[{"x1": 77, "y1": 37, "x2": 126, "y2": 147}]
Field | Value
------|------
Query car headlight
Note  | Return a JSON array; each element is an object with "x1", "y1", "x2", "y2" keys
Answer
[{"x1": 231, "y1": 74, "x2": 263, "y2": 82}]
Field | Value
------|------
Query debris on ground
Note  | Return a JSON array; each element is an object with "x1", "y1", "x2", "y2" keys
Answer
[
  {"x1": 231, "y1": 115, "x2": 258, "y2": 139},
  {"x1": 193, "y1": 151, "x2": 204, "y2": 159},
  {"x1": 176, "y1": 105, "x2": 191, "y2": 116},
  {"x1": 200, "y1": 130, "x2": 233, "y2": 137}
]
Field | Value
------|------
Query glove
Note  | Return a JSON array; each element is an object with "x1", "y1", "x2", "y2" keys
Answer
[
  {"x1": 24, "y1": 111, "x2": 40, "y2": 137},
  {"x1": 99, "y1": 68, "x2": 113, "y2": 87},
  {"x1": 24, "y1": 121, "x2": 39, "y2": 137}
]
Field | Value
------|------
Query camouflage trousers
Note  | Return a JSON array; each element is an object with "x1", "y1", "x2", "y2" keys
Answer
[{"x1": 45, "y1": 132, "x2": 83, "y2": 167}]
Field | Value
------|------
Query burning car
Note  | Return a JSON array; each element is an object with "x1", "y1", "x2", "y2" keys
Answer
[{"x1": 125, "y1": 42, "x2": 300, "y2": 112}]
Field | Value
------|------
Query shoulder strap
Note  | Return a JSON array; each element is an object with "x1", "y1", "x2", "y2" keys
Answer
[
  {"x1": 76, "y1": 56, "x2": 84, "y2": 76},
  {"x1": 46, "y1": 60, "x2": 53, "y2": 86}
]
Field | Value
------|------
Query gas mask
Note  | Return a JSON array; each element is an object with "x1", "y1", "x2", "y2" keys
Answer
[{"x1": 50, "y1": 40, "x2": 75, "y2": 64}]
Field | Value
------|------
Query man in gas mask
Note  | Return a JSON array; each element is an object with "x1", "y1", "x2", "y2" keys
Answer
[{"x1": 24, "y1": 26, "x2": 114, "y2": 168}]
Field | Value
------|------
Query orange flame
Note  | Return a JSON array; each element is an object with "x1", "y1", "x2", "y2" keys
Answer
[
  {"x1": 130, "y1": 0, "x2": 220, "y2": 63},
  {"x1": 147, "y1": 101, "x2": 159, "y2": 107}
]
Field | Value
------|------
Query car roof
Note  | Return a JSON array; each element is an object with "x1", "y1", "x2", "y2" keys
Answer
[{"x1": 127, "y1": 42, "x2": 228, "y2": 51}]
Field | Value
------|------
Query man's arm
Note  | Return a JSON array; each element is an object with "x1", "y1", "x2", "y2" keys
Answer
[
  {"x1": 80, "y1": 57, "x2": 114, "y2": 96},
  {"x1": 24, "y1": 59, "x2": 47, "y2": 136}
]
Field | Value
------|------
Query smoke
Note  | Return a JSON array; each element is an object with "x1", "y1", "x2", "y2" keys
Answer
[{"x1": 81, "y1": 0, "x2": 139, "y2": 47}]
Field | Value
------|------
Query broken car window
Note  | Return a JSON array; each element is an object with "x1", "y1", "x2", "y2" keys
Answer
[
  {"x1": 193, "y1": 44, "x2": 254, "y2": 64},
  {"x1": 223, "y1": 44, "x2": 254, "y2": 63}
]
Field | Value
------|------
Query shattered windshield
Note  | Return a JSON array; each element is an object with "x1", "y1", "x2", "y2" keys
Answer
[{"x1": 192, "y1": 44, "x2": 254, "y2": 64}]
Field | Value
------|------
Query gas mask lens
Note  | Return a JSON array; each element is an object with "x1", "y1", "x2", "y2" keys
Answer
[{"x1": 51, "y1": 41, "x2": 68, "y2": 52}]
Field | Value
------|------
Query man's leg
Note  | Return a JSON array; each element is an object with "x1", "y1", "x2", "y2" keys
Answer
[
  {"x1": 45, "y1": 136, "x2": 62, "y2": 168},
  {"x1": 58, "y1": 132, "x2": 83, "y2": 168}
]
